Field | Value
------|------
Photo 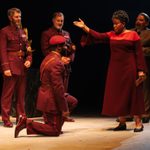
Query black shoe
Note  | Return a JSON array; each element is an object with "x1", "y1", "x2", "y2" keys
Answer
[
  {"x1": 114, "y1": 123, "x2": 127, "y2": 131},
  {"x1": 134, "y1": 125, "x2": 144, "y2": 132},
  {"x1": 142, "y1": 117, "x2": 149, "y2": 123}
]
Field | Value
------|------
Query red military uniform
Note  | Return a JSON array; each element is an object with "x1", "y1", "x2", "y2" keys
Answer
[
  {"x1": 41, "y1": 27, "x2": 75, "y2": 91},
  {"x1": 41, "y1": 27, "x2": 72, "y2": 56},
  {"x1": 14, "y1": 35, "x2": 77, "y2": 137},
  {"x1": 0, "y1": 25, "x2": 32, "y2": 124},
  {"x1": 25, "y1": 50, "x2": 77, "y2": 136}
]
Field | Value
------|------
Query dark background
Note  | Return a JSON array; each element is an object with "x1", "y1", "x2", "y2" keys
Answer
[{"x1": 0, "y1": 0, "x2": 150, "y2": 116}]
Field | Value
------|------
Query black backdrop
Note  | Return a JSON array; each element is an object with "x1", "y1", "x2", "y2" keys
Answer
[{"x1": 0, "y1": 0, "x2": 150, "y2": 115}]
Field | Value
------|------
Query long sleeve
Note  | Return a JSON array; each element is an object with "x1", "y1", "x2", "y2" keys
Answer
[
  {"x1": 0, "y1": 30, "x2": 10, "y2": 71},
  {"x1": 135, "y1": 39, "x2": 147, "y2": 72},
  {"x1": 50, "y1": 60, "x2": 69, "y2": 112},
  {"x1": 81, "y1": 29, "x2": 109, "y2": 47},
  {"x1": 41, "y1": 31, "x2": 51, "y2": 56}
]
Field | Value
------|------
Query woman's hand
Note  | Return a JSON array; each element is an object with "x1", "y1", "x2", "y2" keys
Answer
[
  {"x1": 135, "y1": 71, "x2": 146, "y2": 86},
  {"x1": 73, "y1": 18, "x2": 90, "y2": 32},
  {"x1": 73, "y1": 18, "x2": 85, "y2": 28}
]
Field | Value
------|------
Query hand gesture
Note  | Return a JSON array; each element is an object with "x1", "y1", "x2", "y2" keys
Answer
[{"x1": 73, "y1": 18, "x2": 85, "y2": 28}]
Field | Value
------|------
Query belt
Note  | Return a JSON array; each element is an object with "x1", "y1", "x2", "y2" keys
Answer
[{"x1": 7, "y1": 50, "x2": 25, "y2": 58}]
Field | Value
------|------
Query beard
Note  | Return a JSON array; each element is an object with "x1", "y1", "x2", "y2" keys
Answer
[{"x1": 12, "y1": 20, "x2": 22, "y2": 29}]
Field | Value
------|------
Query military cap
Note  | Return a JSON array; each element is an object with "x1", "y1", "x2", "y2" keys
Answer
[{"x1": 49, "y1": 35, "x2": 66, "y2": 45}]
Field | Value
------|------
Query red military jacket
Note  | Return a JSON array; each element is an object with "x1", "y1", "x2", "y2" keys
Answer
[
  {"x1": 41, "y1": 27, "x2": 72, "y2": 56},
  {"x1": 36, "y1": 51, "x2": 69, "y2": 112},
  {"x1": 41, "y1": 27, "x2": 75, "y2": 92},
  {"x1": 0, "y1": 25, "x2": 32, "y2": 75}
]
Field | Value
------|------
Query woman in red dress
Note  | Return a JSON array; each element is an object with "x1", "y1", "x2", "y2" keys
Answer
[{"x1": 73, "y1": 10, "x2": 147, "y2": 132}]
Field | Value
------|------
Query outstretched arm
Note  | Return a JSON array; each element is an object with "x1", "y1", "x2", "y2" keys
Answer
[{"x1": 73, "y1": 18, "x2": 90, "y2": 33}]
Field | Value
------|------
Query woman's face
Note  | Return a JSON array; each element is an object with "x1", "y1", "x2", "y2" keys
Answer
[{"x1": 112, "y1": 18, "x2": 125, "y2": 34}]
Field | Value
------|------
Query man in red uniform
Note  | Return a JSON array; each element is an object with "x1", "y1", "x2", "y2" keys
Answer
[
  {"x1": 0, "y1": 8, "x2": 32, "y2": 127},
  {"x1": 14, "y1": 35, "x2": 78, "y2": 138},
  {"x1": 41, "y1": 12, "x2": 76, "y2": 122},
  {"x1": 41, "y1": 11, "x2": 76, "y2": 92}
]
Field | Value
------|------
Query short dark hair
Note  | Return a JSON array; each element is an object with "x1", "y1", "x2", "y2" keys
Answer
[
  {"x1": 52, "y1": 12, "x2": 64, "y2": 19},
  {"x1": 7, "y1": 7, "x2": 21, "y2": 17},
  {"x1": 112, "y1": 10, "x2": 129, "y2": 24},
  {"x1": 139, "y1": 12, "x2": 150, "y2": 23}
]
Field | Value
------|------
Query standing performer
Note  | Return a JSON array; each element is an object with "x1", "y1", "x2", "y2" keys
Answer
[{"x1": 0, "y1": 8, "x2": 32, "y2": 127}]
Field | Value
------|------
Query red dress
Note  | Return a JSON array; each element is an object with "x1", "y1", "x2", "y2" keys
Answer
[{"x1": 81, "y1": 29, "x2": 147, "y2": 116}]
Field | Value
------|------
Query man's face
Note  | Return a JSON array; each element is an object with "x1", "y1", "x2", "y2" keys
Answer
[
  {"x1": 135, "y1": 15, "x2": 148, "y2": 30},
  {"x1": 52, "y1": 15, "x2": 64, "y2": 30},
  {"x1": 9, "y1": 11, "x2": 22, "y2": 28}
]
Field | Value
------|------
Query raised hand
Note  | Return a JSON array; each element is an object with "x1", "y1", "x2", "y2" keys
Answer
[{"x1": 73, "y1": 18, "x2": 85, "y2": 28}]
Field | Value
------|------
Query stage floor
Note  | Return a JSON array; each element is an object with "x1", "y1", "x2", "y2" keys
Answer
[{"x1": 0, "y1": 115, "x2": 150, "y2": 150}]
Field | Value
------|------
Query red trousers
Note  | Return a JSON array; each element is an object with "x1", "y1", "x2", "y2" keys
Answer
[
  {"x1": 26, "y1": 94, "x2": 78, "y2": 136},
  {"x1": 1, "y1": 75, "x2": 26, "y2": 121},
  {"x1": 64, "y1": 93, "x2": 78, "y2": 112},
  {"x1": 43, "y1": 93, "x2": 78, "y2": 124},
  {"x1": 27, "y1": 112, "x2": 63, "y2": 136}
]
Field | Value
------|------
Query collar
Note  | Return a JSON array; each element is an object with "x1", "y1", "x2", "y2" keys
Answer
[{"x1": 51, "y1": 51, "x2": 61, "y2": 57}]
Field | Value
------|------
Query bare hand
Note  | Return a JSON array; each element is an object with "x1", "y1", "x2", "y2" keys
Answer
[
  {"x1": 26, "y1": 46, "x2": 32, "y2": 52},
  {"x1": 24, "y1": 60, "x2": 31, "y2": 68},
  {"x1": 71, "y1": 44, "x2": 76, "y2": 52},
  {"x1": 62, "y1": 111, "x2": 70, "y2": 117},
  {"x1": 4, "y1": 70, "x2": 12, "y2": 76},
  {"x1": 138, "y1": 71, "x2": 146, "y2": 78},
  {"x1": 61, "y1": 56, "x2": 71, "y2": 65},
  {"x1": 73, "y1": 18, "x2": 85, "y2": 28},
  {"x1": 135, "y1": 71, "x2": 146, "y2": 86}
]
